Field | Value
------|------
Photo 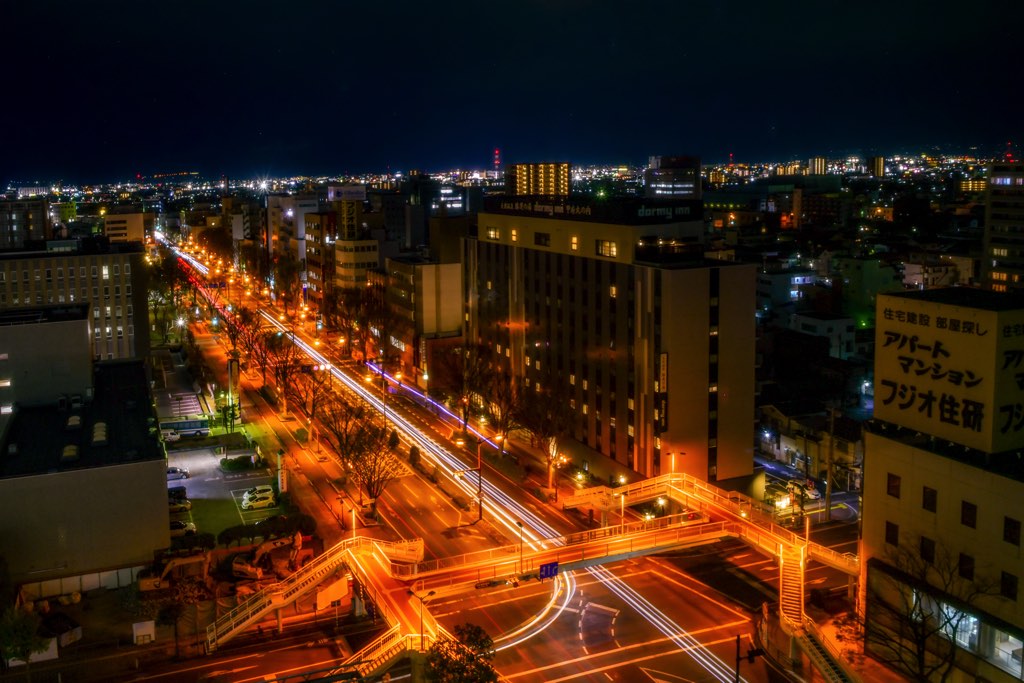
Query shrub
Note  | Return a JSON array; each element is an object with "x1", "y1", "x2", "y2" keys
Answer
[{"x1": 409, "y1": 445, "x2": 421, "y2": 467}]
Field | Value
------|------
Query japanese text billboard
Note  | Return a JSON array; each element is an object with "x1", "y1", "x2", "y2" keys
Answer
[{"x1": 875, "y1": 293, "x2": 1024, "y2": 453}]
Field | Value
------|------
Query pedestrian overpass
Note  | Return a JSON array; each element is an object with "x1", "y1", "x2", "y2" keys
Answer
[{"x1": 205, "y1": 472, "x2": 860, "y2": 682}]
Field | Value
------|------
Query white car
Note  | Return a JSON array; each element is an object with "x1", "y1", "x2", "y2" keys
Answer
[
  {"x1": 242, "y1": 485, "x2": 274, "y2": 502},
  {"x1": 241, "y1": 494, "x2": 277, "y2": 511},
  {"x1": 161, "y1": 429, "x2": 181, "y2": 442},
  {"x1": 789, "y1": 481, "x2": 822, "y2": 500},
  {"x1": 167, "y1": 467, "x2": 190, "y2": 481},
  {"x1": 169, "y1": 520, "x2": 196, "y2": 537}
]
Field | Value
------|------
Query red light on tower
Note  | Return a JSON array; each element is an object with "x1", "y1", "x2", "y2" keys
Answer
[{"x1": 493, "y1": 148, "x2": 501, "y2": 172}]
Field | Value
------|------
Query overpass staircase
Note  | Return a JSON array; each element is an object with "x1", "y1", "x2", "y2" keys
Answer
[{"x1": 205, "y1": 537, "x2": 423, "y2": 653}]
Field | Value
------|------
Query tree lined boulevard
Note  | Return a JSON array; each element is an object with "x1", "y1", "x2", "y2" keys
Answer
[{"x1": 128, "y1": 242, "x2": 863, "y2": 682}]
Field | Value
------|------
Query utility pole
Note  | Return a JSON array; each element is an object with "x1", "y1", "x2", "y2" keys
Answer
[{"x1": 826, "y1": 405, "x2": 836, "y2": 522}]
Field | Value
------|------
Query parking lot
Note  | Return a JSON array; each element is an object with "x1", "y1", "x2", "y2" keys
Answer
[{"x1": 165, "y1": 447, "x2": 281, "y2": 537}]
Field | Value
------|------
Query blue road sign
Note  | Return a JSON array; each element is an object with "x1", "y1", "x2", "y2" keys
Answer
[{"x1": 539, "y1": 561, "x2": 559, "y2": 580}]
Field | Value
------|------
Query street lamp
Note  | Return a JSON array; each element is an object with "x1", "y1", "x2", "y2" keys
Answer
[
  {"x1": 407, "y1": 589, "x2": 435, "y2": 652},
  {"x1": 475, "y1": 442, "x2": 487, "y2": 523},
  {"x1": 517, "y1": 521, "x2": 524, "y2": 573},
  {"x1": 618, "y1": 493, "x2": 626, "y2": 534}
]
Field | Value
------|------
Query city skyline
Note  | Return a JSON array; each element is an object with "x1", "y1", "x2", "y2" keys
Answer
[{"x1": 3, "y1": 0, "x2": 1022, "y2": 184}]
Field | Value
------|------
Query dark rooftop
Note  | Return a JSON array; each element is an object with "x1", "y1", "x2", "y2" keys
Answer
[
  {"x1": 883, "y1": 287, "x2": 1024, "y2": 312},
  {"x1": 0, "y1": 359, "x2": 163, "y2": 479},
  {"x1": 0, "y1": 304, "x2": 89, "y2": 327}
]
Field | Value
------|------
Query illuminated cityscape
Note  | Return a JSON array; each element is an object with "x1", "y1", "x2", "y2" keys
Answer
[{"x1": 1, "y1": 1, "x2": 1023, "y2": 682}]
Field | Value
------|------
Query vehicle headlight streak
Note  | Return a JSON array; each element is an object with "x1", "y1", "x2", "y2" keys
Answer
[
  {"x1": 493, "y1": 570, "x2": 577, "y2": 653},
  {"x1": 587, "y1": 564, "x2": 747, "y2": 683},
  {"x1": 163, "y1": 278, "x2": 749, "y2": 681}
]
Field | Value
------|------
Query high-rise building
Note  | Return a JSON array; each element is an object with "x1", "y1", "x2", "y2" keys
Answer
[
  {"x1": 644, "y1": 156, "x2": 701, "y2": 199},
  {"x1": 103, "y1": 211, "x2": 146, "y2": 242},
  {"x1": 869, "y1": 155, "x2": 885, "y2": 178},
  {"x1": 0, "y1": 237, "x2": 149, "y2": 361},
  {"x1": 0, "y1": 197, "x2": 50, "y2": 249},
  {"x1": 982, "y1": 162, "x2": 1024, "y2": 292},
  {"x1": 808, "y1": 156, "x2": 827, "y2": 175},
  {"x1": 505, "y1": 162, "x2": 572, "y2": 197},
  {"x1": 862, "y1": 288, "x2": 1024, "y2": 682},
  {"x1": 467, "y1": 195, "x2": 755, "y2": 483}
]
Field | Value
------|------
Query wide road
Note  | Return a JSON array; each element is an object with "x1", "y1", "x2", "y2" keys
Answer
[
  {"x1": 428, "y1": 556, "x2": 776, "y2": 682},
  {"x1": 176, "y1": 249, "x2": 852, "y2": 682}
]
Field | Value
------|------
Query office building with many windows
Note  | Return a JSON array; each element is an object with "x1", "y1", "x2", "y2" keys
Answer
[
  {"x1": 467, "y1": 195, "x2": 755, "y2": 483},
  {"x1": 505, "y1": 162, "x2": 572, "y2": 197},
  {"x1": 0, "y1": 237, "x2": 149, "y2": 361},
  {"x1": 983, "y1": 162, "x2": 1024, "y2": 292}
]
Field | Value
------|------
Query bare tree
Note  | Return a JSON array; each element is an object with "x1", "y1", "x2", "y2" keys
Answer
[
  {"x1": 837, "y1": 536, "x2": 999, "y2": 682},
  {"x1": 265, "y1": 329, "x2": 301, "y2": 417},
  {"x1": 348, "y1": 415, "x2": 402, "y2": 517},
  {"x1": 482, "y1": 371, "x2": 523, "y2": 455},
  {"x1": 434, "y1": 344, "x2": 496, "y2": 431},
  {"x1": 521, "y1": 381, "x2": 576, "y2": 489},
  {"x1": 272, "y1": 251, "x2": 303, "y2": 316},
  {"x1": 327, "y1": 286, "x2": 366, "y2": 359},
  {"x1": 298, "y1": 364, "x2": 333, "y2": 420},
  {"x1": 320, "y1": 395, "x2": 401, "y2": 513}
]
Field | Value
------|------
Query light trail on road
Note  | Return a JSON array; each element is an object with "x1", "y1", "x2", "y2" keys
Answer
[
  {"x1": 587, "y1": 564, "x2": 748, "y2": 683},
  {"x1": 163, "y1": 239, "x2": 760, "y2": 681}
]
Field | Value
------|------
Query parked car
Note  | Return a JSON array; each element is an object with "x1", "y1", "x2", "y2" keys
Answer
[
  {"x1": 167, "y1": 485, "x2": 188, "y2": 501},
  {"x1": 242, "y1": 485, "x2": 274, "y2": 502},
  {"x1": 168, "y1": 499, "x2": 192, "y2": 513},
  {"x1": 241, "y1": 494, "x2": 277, "y2": 511},
  {"x1": 788, "y1": 480, "x2": 821, "y2": 500},
  {"x1": 161, "y1": 429, "x2": 181, "y2": 443},
  {"x1": 169, "y1": 520, "x2": 196, "y2": 537},
  {"x1": 167, "y1": 467, "x2": 190, "y2": 481}
]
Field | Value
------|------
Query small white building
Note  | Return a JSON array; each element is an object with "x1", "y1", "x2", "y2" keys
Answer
[{"x1": 788, "y1": 311, "x2": 857, "y2": 359}]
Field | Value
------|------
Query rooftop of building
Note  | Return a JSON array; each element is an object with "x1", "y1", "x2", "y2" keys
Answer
[
  {"x1": 0, "y1": 359, "x2": 163, "y2": 480},
  {"x1": 867, "y1": 419, "x2": 1024, "y2": 484},
  {"x1": 790, "y1": 311, "x2": 853, "y2": 321},
  {"x1": 481, "y1": 194, "x2": 702, "y2": 226},
  {"x1": 0, "y1": 304, "x2": 90, "y2": 327},
  {"x1": 883, "y1": 287, "x2": 1024, "y2": 311},
  {"x1": 0, "y1": 235, "x2": 144, "y2": 259}
]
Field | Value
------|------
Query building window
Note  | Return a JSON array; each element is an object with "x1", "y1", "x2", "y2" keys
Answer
[
  {"x1": 571, "y1": 235, "x2": 579, "y2": 251},
  {"x1": 1006, "y1": 517, "x2": 1021, "y2": 546},
  {"x1": 919, "y1": 536, "x2": 935, "y2": 564},
  {"x1": 1002, "y1": 572, "x2": 1019, "y2": 601},
  {"x1": 534, "y1": 232, "x2": 550, "y2": 247},
  {"x1": 511, "y1": 229, "x2": 518, "y2": 242},
  {"x1": 595, "y1": 240, "x2": 618, "y2": 258},
  {"x1": 922, "y1": 486, "x2": 937, "y2": 512},
  {"x1": 885, "y1": 521, "x2": 899, "y2": 546},
  {"x1": 961, "y1": 501, "x2": 977, "y2": 529},
  {"x1": 887, "y1": 473, "x2": 901, "y2": 498},
  {"x1": 610, "y1": 285, "x2": 617, "y2": 299},
  {"x1": 959, "y1": 553, "x2": 975, "y2": 581},
  {"x1": 486, "y1": 227, "x2": 500, "y2": 240}
]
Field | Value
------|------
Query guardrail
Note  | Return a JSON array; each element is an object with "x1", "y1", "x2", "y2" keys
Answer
[
  {"x1": 398, "y1": 521, "x2": 734, "y2": 590},
  {"x1": 206, "y1": 535, "x2": 424, "y2": 652},
  {"x1": 392, "y1": 515, "x2": 721, "y2": 579},
  {"x1": 565, "y1": 473, "x2": 860, "y2": 577}
]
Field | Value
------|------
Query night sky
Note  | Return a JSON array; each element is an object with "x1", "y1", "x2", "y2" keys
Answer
[{"x1": 3, "y1": 0, "x2": 1022, "y2": 185}]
